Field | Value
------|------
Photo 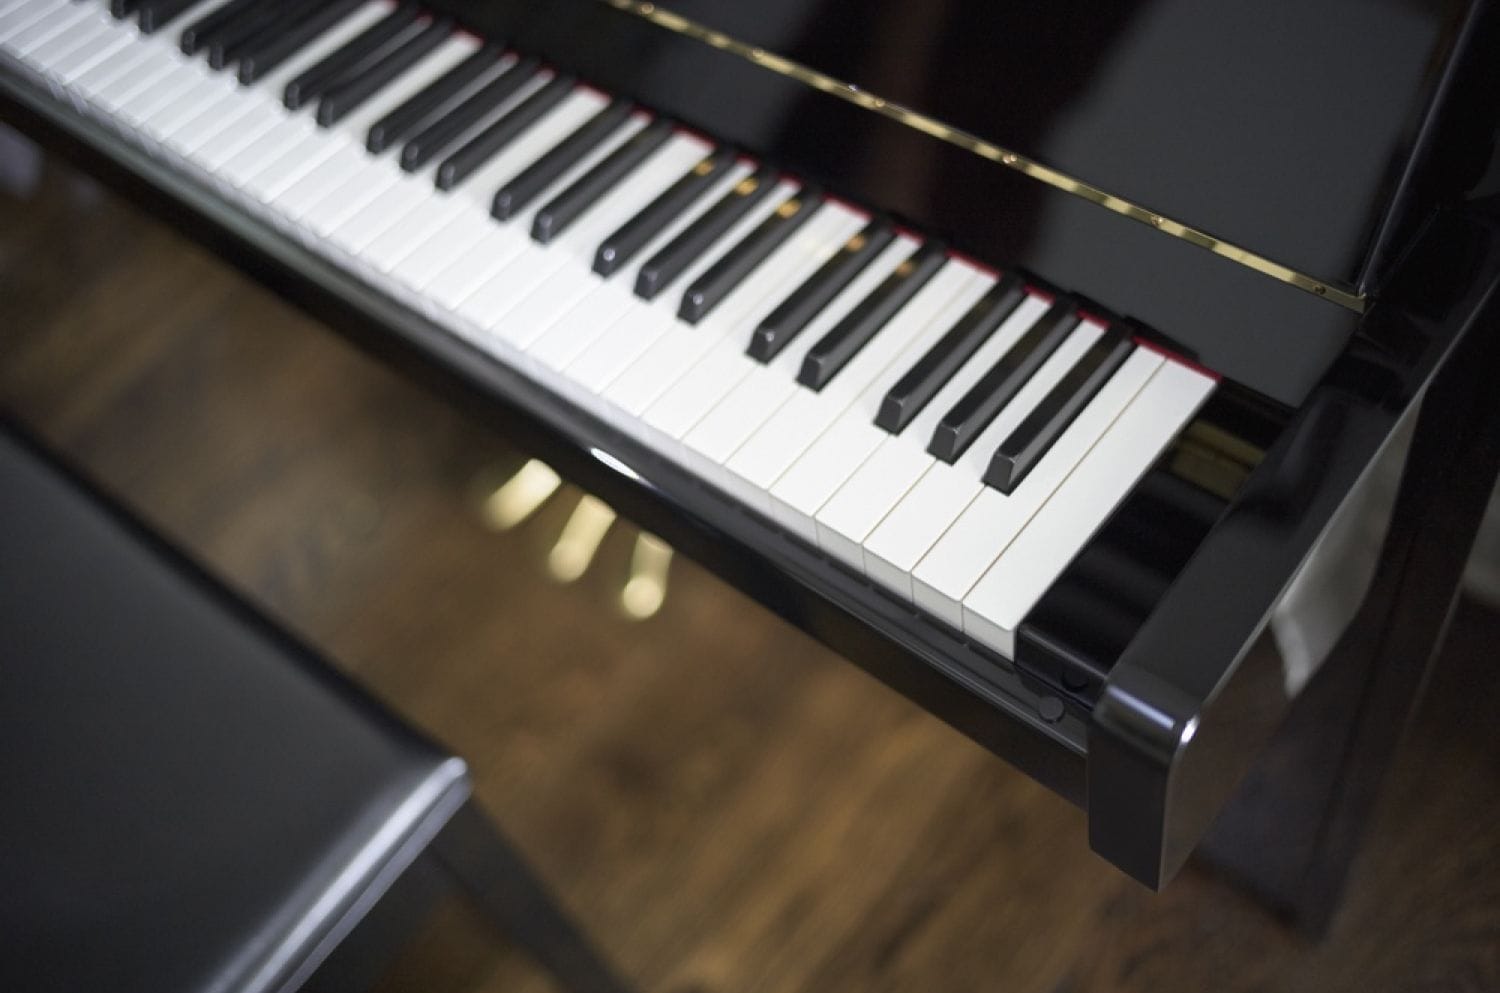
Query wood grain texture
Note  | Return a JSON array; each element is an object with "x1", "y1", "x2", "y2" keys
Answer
[{"x1": 1, "y1": 131, "x2": 1495, "y2": 993}]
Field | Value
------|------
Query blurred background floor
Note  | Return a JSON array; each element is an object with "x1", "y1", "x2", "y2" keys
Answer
[{"x1": 1, "y1": 126, "x2": 1496, "y2": 993}]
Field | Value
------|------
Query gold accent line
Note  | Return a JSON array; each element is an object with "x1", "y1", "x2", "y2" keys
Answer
[{"x1": 601, "y1": 0, "x2": 1367, "y2": 313}]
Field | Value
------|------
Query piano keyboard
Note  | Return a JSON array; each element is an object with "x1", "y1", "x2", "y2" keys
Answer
[{"x1": 2, "y1": 0, "x2": 1217, "y2": 660}]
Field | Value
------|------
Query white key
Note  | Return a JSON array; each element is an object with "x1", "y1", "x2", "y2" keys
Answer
[
  {"x1": 466, "y1": 135, "x2": 709, "y2": 346},
  {"x1": 45, "y1": 20, "x2": 135, "y2": 96},
  {"x1": 171, "y1": 0, "x2": 391, "y2": 160},
  {"x1": 721, "y1": 261, "x2": 986, "y2": 516},
  {"x1": 862, "y1": 318, "x2": 1105, "y2": 599},
  {"x1": 391, "y1": 209, "x2": 495, "y2": 293},
  {"x1": 680, "y1": 233, "x2": 917, "y2": 488},
  {"x1": 377, "y1": 107, "x2": 646, "y2": 277},
  {"x1": 763, "y1": 263, "x2": 999, "y2": 541},
  {"x1": 4, "y1": 0, "x2": 89, "y2": 56},
  {"x1": 961, "y1": 359, "x2": 1216, "y2": 656},
  {"x1": 240, "y1": 27, "x2": 466, "y2": 211},
  {"x1": 118, "y1": 61, "x2": 206, "y2": 131},
  {"x1": 562, "y1": 175, "x2": 798, "y2": 414},
  {"x1": 910, "y1": 346, "x2": 1163, "y2": 628},
  {"x1": 338, "y1": 87, "x2": 608, "y2": 273},
  {"x1": 138, "y1": 66, "x2": 242, "y2": 143},
  {"x1": 525, "y1": 161, "x2": 754, "y2": 378},
  {"x1": 0, "y1": 0, "x2": 62, "y2": 43},
  {"x1": 810, "y1": 293, "x2": 1051, "y2": 563},
  {"x1": 25, "y1": 4, "x2": 111, "y2": 76},
  {"x1": 607, "y1": 202, "x2": 860, "y2": 422}
]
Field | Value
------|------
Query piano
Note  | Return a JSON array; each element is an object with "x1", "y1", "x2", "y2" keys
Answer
[{"x1": 3, "y1": 0, "x2": 1498, "y2": 922}]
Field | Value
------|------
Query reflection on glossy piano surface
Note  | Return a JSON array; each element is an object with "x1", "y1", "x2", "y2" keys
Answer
[{"x1": 3, "y1": 0, "x2": 1497, "y2": 915}]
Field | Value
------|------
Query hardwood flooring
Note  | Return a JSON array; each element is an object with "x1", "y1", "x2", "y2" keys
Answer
[{"x1": 1, "y1": 130, "x2": 1495, "y2": 993}]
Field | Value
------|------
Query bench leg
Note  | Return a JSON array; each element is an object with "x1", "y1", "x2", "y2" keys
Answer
[{"x1": 430, "y1": 801, "x2": 635, "y2": 993}]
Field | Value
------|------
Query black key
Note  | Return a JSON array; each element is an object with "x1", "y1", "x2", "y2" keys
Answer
[
  {"x1": 796, "y1": 240, "x2": 948, "y2": 391},
  {"x1": 434, "y1": 72, "x2": 574, "y2": 191},
  {"x1": 139, "y1": 0, "x2": 202, "y2": 35},
  {"x1": 634, "y1": 166, "x2": 777, "y2": 301},
  {"x1": 531, "y1": 118, "x2": 673, "y2": 244},
  {"x1": 875, "y1": 272, "x2": 1025, "y2": 434},
  {"x1": 747, "y1": 219, "x2": 893, "y2": 363},
  {"x1": 491, "y1": 99, "x2": 633, "y2": 221},
  {"x1": 401, "y1": 56, "x2": 540, "y2": 174},
  {"x1": 927, "y1": 298, "x2": 1078, "y2": 463},
  {"x1": 283, "y1": 4, "x2": 419, "y2": 111},
  {"x1": 207, "y1": 0, "x2": 300, "y2": 71},
  {"x1": 109, "y1": 0, "x2": 141, "y2": 18},
  {"x1": 179, "y1": 0, "x2": 261, "y2": 56},
  {"x1": 316, "y1": 17, "x2": 453, "y2": 127},
  {"x1": 237, "y1": 0, "x2": 365, "y2": 85},
  {"x1": 985, "y1": 329, "x2": 1134, "y2": 492},
  {"x1": 678, "y1": 186, "x2": 821, "y2": 324},
  {"x1": 367, "y1": 44, "x2": 503, "y2": 154},
  {"x1": 592, "y1": 147, "x2": 735, "y2": 278}
]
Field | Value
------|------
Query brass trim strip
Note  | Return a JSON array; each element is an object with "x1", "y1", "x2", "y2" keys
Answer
[{"x1": 600, "y1": 0, "x2": 1367, "y2": 313}]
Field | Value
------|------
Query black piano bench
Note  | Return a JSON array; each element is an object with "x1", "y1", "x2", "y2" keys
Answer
[{"x1": 0, "y1": 420, "x2": 632, "y2": 993}]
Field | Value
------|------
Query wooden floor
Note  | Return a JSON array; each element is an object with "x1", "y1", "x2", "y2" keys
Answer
[{"x1": 2, "y1": 131, "x2": 1497, "y2": 993}]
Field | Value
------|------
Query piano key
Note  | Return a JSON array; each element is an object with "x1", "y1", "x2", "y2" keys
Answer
[
  {"x1": 36, "y1": 12, "x2": 135, "y2": 92},
  {"x1": 170, "y1": 1, "x2": 385, "y2": 156},
  {"x1": 434, "y1": 70, "x2": 574, "y2": 190},
  {"x1": 366, "y1": 42, "x2": 501, "y2": 154},
  {"x1": 808, "y1": 293, "x2": 1052, "y2": 564},
  {"x1": 282, "y1": 2, "x2": 418, "y2": 111},
  {"x1": 600, "y1": 188, "x2": 852, "y2": 421},
  {"x1": 633, "y1": 166, "x2": 775, "y2": 301},
  {"x1": 398, "y1": 54, "x2": 538, "y2": 172},
  {"x1": 177, "y1": 0, "x2": 255, "y2": 55},
  {"x1": 531, "y1": 116, "x2": 673, "y2": 244},
  {"x1": 511, "y1": 159, "x2": 753, "y2": 372},
  {"x1": 796, "y1": 239, "x2": 947, "y2": 392},
  {"x1": 139, "y1": 0, "x2": 204, "y2": 34},
  {"x1": 634, "y1": 204, "x2": 866, "y2": 442},
  {"x1": 367, "y1": 93, "x2": 619, "y2": 278},
  {"x1": 4, "y1": 0, "x2": 92, "y2": 56},
  {"x1": 454, "y1": 131, "x2": 706, "y2": 339},
  {"x1": 861, "y1": 316, "x2": 1103, "y2": 599},
  {"x1": 747, "y1": 218, "x2": 894, "y2": 362},
  {"x1": 423, "y1": 89, "x2": 647, "y2": 312},
  {"x1": 0, "y1": 0, "x2": 62, "y2": 43},
  {"x1": 26, "y1": 4, "x2": 114, "y2": 79},
  {"x1": 961, "y1": 360, "x2": 1216, "y2": 657},
  {"x1": 985, "y1": 328, "x2": 1134, "y2": 493},
  {"x1": 561, "y1": 174, "x2": 797, "y2": 408},
  {"x1": 109, "y1": 0, "x2": 140, "y2": 19},
  {"x1": 724, "y1": 261, "x2": 986, "y2": 516},
  {"x1": 204, "y1": 0, "x2": 293, "y2": 70},
  {"x1": 592, "y1": 145, "x2": 735, "y2": 277},
  {"x1": 679, "y1": 234, "x2": 917, "y2": 486},
  {"x1": 876, "y1": 271, "x2": 1026, "y2": 434},
  {"x1": 315, "y1": 16, "x2": 451, "y2": 126},
  {"x1": 909, "y1": 344, "x2": 1160, "y2": 629},
  {"x1": 763, "y1": 260, "x2": 1003, "y2": 542},
  {"x1": 678, "y1": 185, "x2": 821, "y2": 324},
  {"x1": 491, "y1": 98, "x2": 632, "y2": 220},
  {"x1": 239, "y1": 35, "x2": 474, "y2": 207},
  {"x1": 927, "y1": 297, "x2": 1078, "y2": 463},
  {"x1": 237, "y1": 0, "x2": 365, "y2": 84}
]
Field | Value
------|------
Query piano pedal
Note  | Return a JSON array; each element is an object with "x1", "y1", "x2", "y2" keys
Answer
[
  {"x1": 622, "y1": 533, "x2": 672, "y2": 620},
  {"x1": 480, "y1": 458, "x2": 561, "y2": 531},
  {"x1": 547, "y1": 494, "x2": 616, "y2": 583}
]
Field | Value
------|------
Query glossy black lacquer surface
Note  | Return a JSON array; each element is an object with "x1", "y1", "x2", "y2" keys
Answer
[
  {"x1": 7, "y1": 0, "x2": 1500, "y2": 892},
  {"x1": 420, "y1": 0, "x2": 1500, "y2": 407}
]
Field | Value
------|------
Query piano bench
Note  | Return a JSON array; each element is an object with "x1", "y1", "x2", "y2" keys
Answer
[{"x1": 0, "y1": 418, "x2": 630, "y2": 993}]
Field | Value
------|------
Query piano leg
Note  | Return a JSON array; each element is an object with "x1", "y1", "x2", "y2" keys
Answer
[{"x1": 1196, "y1": 270, "x2": 1500, "y2": 936}]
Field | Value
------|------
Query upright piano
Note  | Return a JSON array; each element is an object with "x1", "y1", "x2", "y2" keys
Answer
[{"x1": 3, "y1": 0, "x2": 1498, "y2": 922}]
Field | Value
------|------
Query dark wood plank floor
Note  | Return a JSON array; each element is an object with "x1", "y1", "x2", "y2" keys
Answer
[{"x1": 2, "y1": 130, "x2": 1496, "y2": 993}]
